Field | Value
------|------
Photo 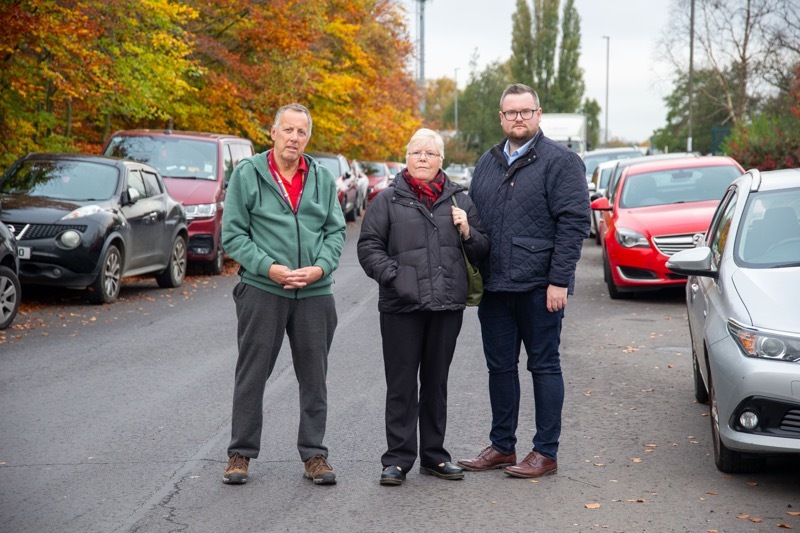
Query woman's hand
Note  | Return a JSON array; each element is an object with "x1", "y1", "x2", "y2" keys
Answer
[{"x1": 451, "y1": 205, "x2": 470, "y2": 239}]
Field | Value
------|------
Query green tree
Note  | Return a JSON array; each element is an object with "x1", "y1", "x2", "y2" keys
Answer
[
  {"x1": 549, "y1": 0, "x2": 583, "y2": 112},
  {"x1": 457, "y1": 57, "x2": 511, "y2": 159},
  {"x1": 581, "y1": 98, "x2": 600, "y2": 150},
  {"x1": 509, "y1": 0, "x2": 534, "y2": 85},
  {"x1": 531, "y1": 0, "x2": 559, "y2": 94}
]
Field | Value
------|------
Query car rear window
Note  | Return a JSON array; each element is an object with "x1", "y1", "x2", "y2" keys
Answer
[{"x1": 105, "y1": 136, "x2": 218, "y2": 180}]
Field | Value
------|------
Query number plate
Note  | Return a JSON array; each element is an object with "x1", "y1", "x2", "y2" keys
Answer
[{"x1": 18, "y1": 246, "x2": 31, "y2": 260}]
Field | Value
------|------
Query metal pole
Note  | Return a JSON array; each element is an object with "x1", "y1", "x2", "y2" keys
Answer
[
  {"x1": 687, "y1": 0, "x2": 695, "y2": 152},
  {"x1": 418, "y1": 0, "x2": 427, "y2": 114},
  {"x1": 602, "y1": 35, "x2": 610, "y2": 146},
  {"x1": 454, "y1": 68, "x2": 459, "y2": 136}
]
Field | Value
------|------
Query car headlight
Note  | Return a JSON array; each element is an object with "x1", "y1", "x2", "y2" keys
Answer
[
  {"x1": 615, "y1": 227, "x2": 650, "y2": 248},
  {"x1": 184, "y1": 203, "x2": 217, "y2": 219},
  {"x1": 61, "y1": 205, "x2": 102, "y2": 219},
  {"x1": 58, "y1": 230, "x2": 82, "y2": 249},
  {"x1": 728, "y1": 319, "x2": 800, "y2": 362}
]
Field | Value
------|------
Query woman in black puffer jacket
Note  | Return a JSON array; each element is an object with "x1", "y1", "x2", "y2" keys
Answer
[{"x1": 357, "y1": 128, "x2": 489, "y2": 486}]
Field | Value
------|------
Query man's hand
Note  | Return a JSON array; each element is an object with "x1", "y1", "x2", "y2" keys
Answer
[
  {"x1": 269, "y1": 264, "x2": 324, "y2": 289},
  {"x1": 546, "y1": 284, "x2": 568, "y2": 313}
]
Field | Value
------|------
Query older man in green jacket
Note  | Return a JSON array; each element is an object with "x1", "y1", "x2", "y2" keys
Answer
[{"x1": 220, "y1": 103, "x2": 346, "y2": 486}]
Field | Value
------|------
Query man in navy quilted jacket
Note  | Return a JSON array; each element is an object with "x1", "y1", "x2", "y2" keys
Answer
[{"x1": 458, "y1": 83, "x2": 590, "y2": 478}]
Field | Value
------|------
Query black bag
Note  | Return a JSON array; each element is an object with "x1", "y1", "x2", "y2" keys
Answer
[{"x1": 451, "y1": 195, "x2": 483, "y2": 306}]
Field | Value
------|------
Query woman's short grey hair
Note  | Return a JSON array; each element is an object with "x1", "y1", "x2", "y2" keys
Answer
[
  {"x1": 273, "y1": 103, "x2": 313, "y2": 137},
  {"x1": 406, "y1": 128, "x2": 445, "y2": 160}
]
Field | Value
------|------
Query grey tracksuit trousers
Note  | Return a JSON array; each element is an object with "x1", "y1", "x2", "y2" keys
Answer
[{"x1": 227, "y1": 282, "x2": 337, "y2": 461}]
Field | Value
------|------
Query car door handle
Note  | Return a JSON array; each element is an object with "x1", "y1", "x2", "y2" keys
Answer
[{"x1": 145, "y1": 211, "x2": 158, "y2": 223}]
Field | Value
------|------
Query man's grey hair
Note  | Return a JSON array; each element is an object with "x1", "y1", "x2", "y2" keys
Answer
[
  {"x1": 500, "y1": 83, "x2": 540, "y2": 109},
  {"x1": 273, "y1": 103, "x2": 313, "y2": 136},
  {"x1": 406, "y1": 128, "x2": 445, "y2": 160}
]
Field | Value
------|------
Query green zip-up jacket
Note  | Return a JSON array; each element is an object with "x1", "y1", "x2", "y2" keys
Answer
[{"x1": 221, "y1": 150, "x2": 346, "y2": 298}]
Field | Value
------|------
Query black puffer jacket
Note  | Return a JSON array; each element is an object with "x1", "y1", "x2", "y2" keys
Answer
[
  {"x1": 470, "y1": 131, "x2": 590, "y2": 293},
  {"x1": 358, "y1": 175, "x2": 489, "y2": 314}
]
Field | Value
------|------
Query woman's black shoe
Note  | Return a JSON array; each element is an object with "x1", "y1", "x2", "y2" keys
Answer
[
  {"x1": 380, "y1": 465, "x2": 406, "y2": 486},
  {"x1": 419, "y1": 461, "x2": 465, "y2": 480}
]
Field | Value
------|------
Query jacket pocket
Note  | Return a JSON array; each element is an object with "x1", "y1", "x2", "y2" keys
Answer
[
  {"x1": 510, "y1": 237, "x2": 554, "y2": 282},
  {"x1": 392, "y1": 264, "x2": 420, "y2": 304}
]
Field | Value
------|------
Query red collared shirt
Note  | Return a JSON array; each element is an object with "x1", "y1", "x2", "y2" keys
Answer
[{"x1": 267, "y1": 151, "x2": 308, "y2": 212}]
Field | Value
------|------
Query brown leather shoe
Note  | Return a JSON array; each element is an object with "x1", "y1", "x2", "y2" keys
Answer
[
  {"x1": 457, "y1": 446, "x2": 516, "y2": 471},
  {"x1": 504, "y1": 451, "x2": 557, "y2": 478}
]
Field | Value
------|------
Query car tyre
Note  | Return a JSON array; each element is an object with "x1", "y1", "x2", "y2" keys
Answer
[
  {"x1": 88, "y1": 244, "x2": 122, "y2": 304},
  {"x1": 692, "y1": 346, "x2": 709, "y2": 404},
  {"x1": 709, "y1": 373, "x2": 765, "y2": 474},
  {"x1": 156, "y1": 235, "x2": 187, "y2": 288},
  {"x1": 0, "y1": 265, "x2": 21, "y2": 329},
  {"x1": 603, "y1": 252, "x2": 629, "y2": 300},
  {"x1": 345, "y1": 203, "x2": 357, "y2": 222},
  {"x1": 204, "y1": 241, "x2": 224, "y2": 276}
]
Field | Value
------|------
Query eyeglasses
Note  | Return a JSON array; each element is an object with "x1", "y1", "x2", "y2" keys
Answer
[
  {"x1": 408, "y1": 151, "x2": 441, "y2": 160},
  {"x1": 501, "y1": 108, "x2": 539, "y2": 121}
]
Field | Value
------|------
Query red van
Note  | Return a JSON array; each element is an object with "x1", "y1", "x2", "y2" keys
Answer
[{"x1": 103, "y1": 130, "x2": 254, "y2": 274}]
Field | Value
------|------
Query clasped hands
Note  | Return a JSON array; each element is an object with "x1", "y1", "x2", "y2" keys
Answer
[{"x1": 269, "y1": 264, "x2": 324, "y2": 289}]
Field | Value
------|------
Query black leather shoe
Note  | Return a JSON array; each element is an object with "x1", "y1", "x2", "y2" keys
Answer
[
  {"x1": 380, "y1": 465, "x2": 406, "y2": 486},
  {"x1": 419, "y1": 461, "x2": 464, "y2": 480}
]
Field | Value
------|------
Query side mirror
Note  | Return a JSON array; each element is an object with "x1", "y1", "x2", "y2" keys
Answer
[
  {"x1": 123, "y1": 187, "x2": 141, "y2": 205},
  {"x1": 590, "y1": 196, "x2": 612, "y2": 211},
  {"x1": 666, "y1": 247, "x2": 718, "y2": 280}
]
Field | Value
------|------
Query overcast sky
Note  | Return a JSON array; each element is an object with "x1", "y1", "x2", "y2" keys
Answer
[{"x1": 397, "y1": 0, "x2": 676, "y2": 144}]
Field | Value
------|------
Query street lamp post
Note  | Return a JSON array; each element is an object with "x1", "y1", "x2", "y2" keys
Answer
[{"x1": 602, "y1": 35, "x2": 610, "y2": 146}]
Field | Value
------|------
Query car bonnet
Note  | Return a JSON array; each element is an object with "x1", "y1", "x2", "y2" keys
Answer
[{"x1": 731, "y1": 267, "x2": 800, "y2": 333}]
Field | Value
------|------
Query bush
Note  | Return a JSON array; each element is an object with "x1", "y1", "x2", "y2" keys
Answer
[{"x1": 723, "y1": 113, "x2": 800, "y2": 170}]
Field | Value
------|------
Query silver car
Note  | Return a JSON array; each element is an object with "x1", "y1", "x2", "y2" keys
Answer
[{"x1": 666, "y1": 168, "x2": 800, "y2": 473}]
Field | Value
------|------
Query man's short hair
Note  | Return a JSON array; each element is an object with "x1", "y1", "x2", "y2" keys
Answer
[{"x1": 500, "y1": 83, "x2": 540, "y2": 109}]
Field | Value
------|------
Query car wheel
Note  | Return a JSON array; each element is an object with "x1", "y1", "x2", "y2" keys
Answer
[
  {"x1": 709, "y1": 374, "x2": 765, "y2": 473},
  {"x1": 594, "y1": 218, "x2": 602, "y2": 245},
  {"x1": 88, "y1": 245, "x2": 122, "y2": 304},
  {"x1": 156, "y1": 235, "x2": 187, "y2": 288},
  {"x1": 204, "y1": 242, "x2": 224, "y2": 276},
  {"x1": 692, "y1": 346, "x2": 709, "y2": 404},
  {"x1": 0, "y1": 265, "x2": 21, "y2": 329},
  {"x1": 603, "y1": 252, "x2": 629, "y2": 300},
  {"x1": 345, "y1": 203, "x2": 357, "y2": 222}
]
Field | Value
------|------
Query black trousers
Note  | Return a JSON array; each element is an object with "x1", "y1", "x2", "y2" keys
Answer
[{"x1": 379, "y1": 310, "x2": 463, "y2": 471}]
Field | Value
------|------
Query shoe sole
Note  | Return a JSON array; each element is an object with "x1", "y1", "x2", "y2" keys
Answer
[
  {"x1": 457, "y1": 462, "x2": 515, "y2": 472},
  {"x1": 419, "y1": 467, "x2": 464, "y2": 480},
  {"x1": 303, "y1": 472, "x2": 337, "y2": 485},
  {"x1": 503, "y1": 467, "x2": 557, "y2": 479},
  {"x1": 222, "y1": 475, "x2": 247, "y2": 484},
  {"x1": 379, "y1": 477, "x2": 404, "y2": 486}
]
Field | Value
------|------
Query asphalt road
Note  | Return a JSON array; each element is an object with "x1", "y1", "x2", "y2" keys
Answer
[{"x1": 1, "y1": 219, "x2": 798, "y2": 533}]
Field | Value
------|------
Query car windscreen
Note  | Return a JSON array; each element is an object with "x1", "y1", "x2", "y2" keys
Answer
[
  {"x1": 314, "y1": 157, "x2": 341, "y2": 178},
  {"x1": 361, "y1": 162, "x2": 386, "y2": 176},
  {"x1": 0, "y1": 160, "x2": 119, "y2": 201},
  {"x1": 104, "y1": 136, "x2": 217, "y2": 180},
  {"x1": 584, "y1": 151, "x2": 641, "y2": 176},
  {"x1": 619, "y1": 165, "x2": 742, "y2": 209}
]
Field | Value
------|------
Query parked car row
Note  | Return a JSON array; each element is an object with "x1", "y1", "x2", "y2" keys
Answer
[{"x1": 587, "y1": 150, "x2": 800, "y2": 474}]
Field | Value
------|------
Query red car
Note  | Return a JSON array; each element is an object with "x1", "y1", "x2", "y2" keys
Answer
[
  {"x1": 360, "y1": 161, "x2": 392, "y2": 203},
  {"x1": 590, "y1": 155, "x2": 744, "y2": 299}
]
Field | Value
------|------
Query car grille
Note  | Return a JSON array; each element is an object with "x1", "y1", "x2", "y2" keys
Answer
[
  {"x1": 780, "y1": 409, "x2": 800, "y2": 435},
  {"x1": 6, "y1": 223, "x2": 87, "y2": 241},
  {"x1": 652, "y1": 233, "x2": 704, "y2": 256}
]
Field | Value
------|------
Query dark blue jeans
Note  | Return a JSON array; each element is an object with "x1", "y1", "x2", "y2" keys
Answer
[{"x1": 477, "y1": 289, "x2": 564, "y2": 461}]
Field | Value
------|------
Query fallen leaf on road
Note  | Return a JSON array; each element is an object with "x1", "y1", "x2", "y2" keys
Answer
[
  {"x1": 750, "y1": 518, "x2": 763, "y2": 523},
  {"x1": 788, "y1": 512, "x2": 800, "y2": 516},
  {"x1": 645, "y1": 443, "x2": 657, "y2": 447},
  {"x1": 747, "y1": 482, "x2": 759, "y2": 487},
  {"x1": 706, "y1": 491, "x2": 718, "y2": 495},
  {"x1": 631, "y1": 458, "x2": 642, "y2": 463},
  {"x1": 625, "y1": 499, "x2": 646, "y2": 503},
  {"x1": 778, "y1": 525, "x2": 793, "y2": 529},
  {"x1": 737, "y1": 515, "x2": 750, "y2": 519},
  {"x1": 585, "y1": 503, "x2": 601, "y2": 509}
]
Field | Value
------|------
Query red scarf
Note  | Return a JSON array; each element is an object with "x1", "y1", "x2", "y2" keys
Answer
[{"x1": 403, "y1": 169, "x2": 445, "y2": 209}]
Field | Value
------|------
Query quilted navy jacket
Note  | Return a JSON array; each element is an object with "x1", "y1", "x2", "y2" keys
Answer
[
  {"x1": 469, "y1": 131, "x2": 590, "y2": 293},
  {"x1": 358, "y1": 175, "x2": 489, "y2": 314}
]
